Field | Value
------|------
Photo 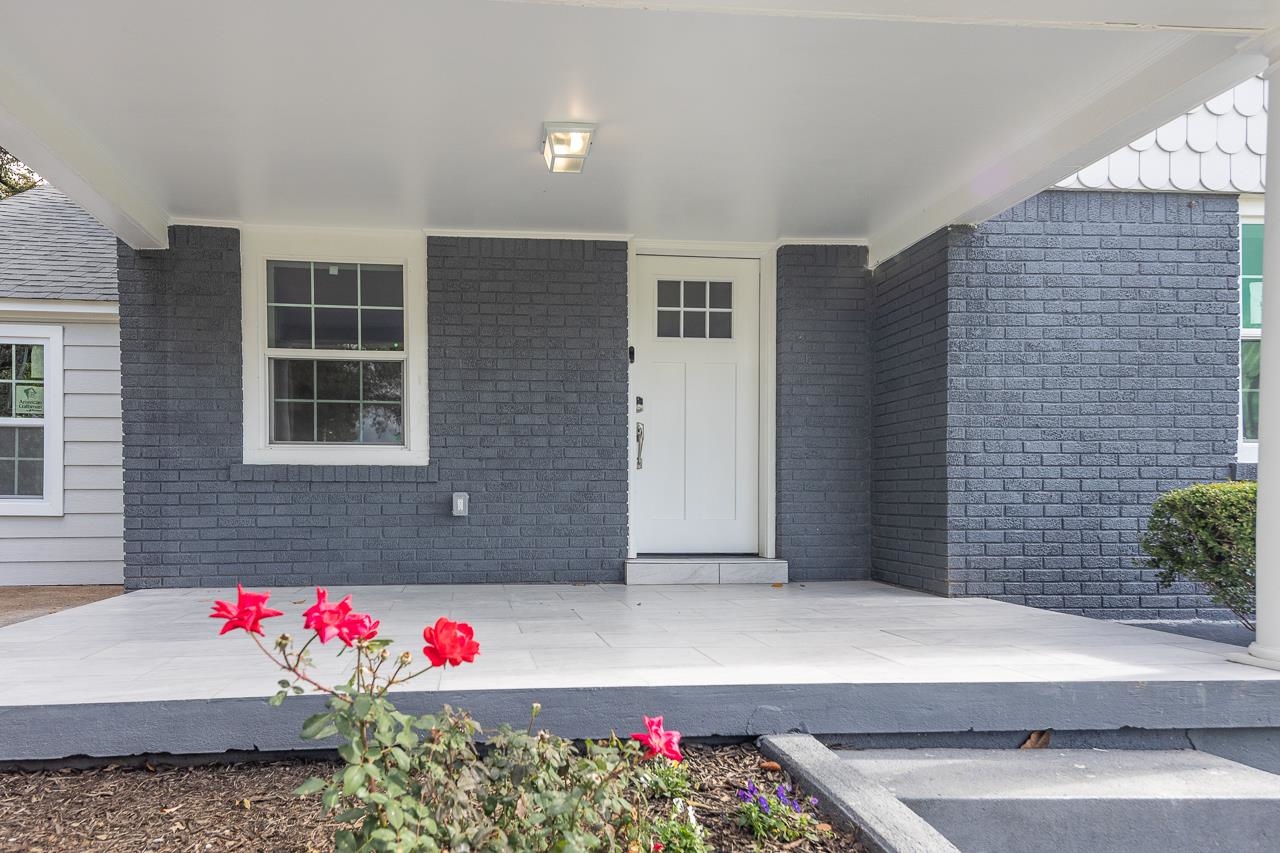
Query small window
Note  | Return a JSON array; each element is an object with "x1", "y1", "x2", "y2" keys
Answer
[
  {"x1": 0, "y1": 326, "x2": 63, "y2": 516},
  {"x1": 1240, "y1": 219, "x2": 1263, "y2": 462},
  {"x1": 656, "y1": 280, "x2": 732, "y2": 339},
  {"x1": 241, "y1": 228, "x2": 427, "y2": 465}
]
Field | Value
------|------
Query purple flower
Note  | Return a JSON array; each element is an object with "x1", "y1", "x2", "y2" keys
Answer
[
  {"x1": 736, "y1": 789, "x2": 752, "y2": 802},
  {"x1": 757, "y1": 795, "x2": 770, "y2": 814},
  {"x1": 808, "y1": 796, "x2": 819, "y2": 807}
]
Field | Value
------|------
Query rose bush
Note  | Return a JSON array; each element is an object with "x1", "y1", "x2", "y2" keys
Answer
[{"x1": 213, "y1": 585, "x2": 684, "y2": 852}]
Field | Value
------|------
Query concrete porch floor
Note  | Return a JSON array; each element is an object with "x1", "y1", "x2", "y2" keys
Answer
[{"x1": 3, "y1": 581, "x2": 1279, "y2": 761}]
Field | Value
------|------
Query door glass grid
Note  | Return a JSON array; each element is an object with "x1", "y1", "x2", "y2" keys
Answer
[{"x1": 656, "y1": 280, "x2": 732, "y2": 339}]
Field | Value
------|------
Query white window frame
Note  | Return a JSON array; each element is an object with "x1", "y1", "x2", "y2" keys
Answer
[
  {"x1": 241, "y1": 227, "x2": 428, "y2": 465},
  {"x1": 0, "y1": 323, "x2": 64, "y2": 516},
  {"x1": 1240, "y1": 201, "x2": 1264, "y2": 465}
]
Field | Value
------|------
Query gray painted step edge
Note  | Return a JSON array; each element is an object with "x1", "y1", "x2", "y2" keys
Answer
[{"x1": 759, "y1": 733, "x2": 960, "y2": 853}]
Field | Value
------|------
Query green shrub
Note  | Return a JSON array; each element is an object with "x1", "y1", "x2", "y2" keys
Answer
[{"x1": 1141, "y1": 481, "x2": 1256, "y2": 629}]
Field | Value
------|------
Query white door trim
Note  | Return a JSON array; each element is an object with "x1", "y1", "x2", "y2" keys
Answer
[{"x1": 626, "y1": 240, "x2": 777, "y2": 560}]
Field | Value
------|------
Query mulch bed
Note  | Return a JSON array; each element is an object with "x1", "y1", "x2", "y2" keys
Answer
[
  {"x1": 0, "y1": 586, "x2": 122, "y2": 629},
  {"x1": 0, "y1": 744, "x2": 863, "y2": 852}
]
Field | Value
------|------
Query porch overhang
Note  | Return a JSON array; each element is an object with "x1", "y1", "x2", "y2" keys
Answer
[{"x1": 0, "y1": 1, "x2": 1274, "y2": 262}]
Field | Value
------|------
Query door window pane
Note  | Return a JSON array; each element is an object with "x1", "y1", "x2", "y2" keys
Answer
[
  {"x1": 709, "y1": 312, "x2": 732, "y2": 339},
  {"x1": 1243, "y1": 340, "x2": 1261, "y2": 440},
  {"x1": 709, "y1": 281, "x2": 732, "y2": 309},
  {"x1": 657, "y1": 280, "x2": 681, "y2": 308},
  {"x1": 683, "y1": 280, "x2": 707, "y2": 308},
  {"x1": 682, "y1": 311, "x2": 706, "y2": 338},
  {"x1": 657, "y1": 311, "x2": 681, "y2": 338}
]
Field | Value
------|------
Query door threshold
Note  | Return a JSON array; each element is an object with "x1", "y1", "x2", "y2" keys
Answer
[{"x1": 625, "y1": 557, "x2": 787, "y2": 585}]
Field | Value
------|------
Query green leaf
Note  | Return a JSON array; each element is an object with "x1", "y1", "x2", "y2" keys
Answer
[
  {"x1": 294, "y1": 776, "x2": 328, "y2": 797},
  {"x1": 301, "y1": 711, "x2": 338, "y2": 741},
  {"x1": 352, "y1": 695, "x2": 374, "y2": 718},
  {"x1": 334, "y1": 807, "x2": 366, "y2": 824},
  {"x1": 268, "y1": 691, "x2": 286, "y2": 707},
  {"x1": 278, "y1": 679, "x2": 291, "y2": 689},
  {"x1": 385, "y1": 800, "x2": 405, "y2": 830},
  {"x1": 342, "y1": 764, "x2": 366, "y2": 796}
]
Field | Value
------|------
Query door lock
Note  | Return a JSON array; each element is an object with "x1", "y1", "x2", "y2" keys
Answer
[{"x1": 636, "y1": 396, "x2": 644, "y2": 413}]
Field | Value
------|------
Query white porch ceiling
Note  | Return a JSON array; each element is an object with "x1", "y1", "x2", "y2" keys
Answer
[{"x1": 0, "y1": 1, "x2": 1275, "y2": 264}]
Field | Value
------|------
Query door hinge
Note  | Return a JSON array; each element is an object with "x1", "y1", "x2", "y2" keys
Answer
[{"x1": 628, "y1": 346, "x2": 635, "y2": 364}]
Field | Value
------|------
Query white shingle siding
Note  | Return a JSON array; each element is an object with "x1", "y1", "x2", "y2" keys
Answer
[
  {"x1": 1058, "y1": 75, "x2": 1267, "y2": 194},
  {"x1": 0, "y1": 314, "x2": 123, "y2": 584}
]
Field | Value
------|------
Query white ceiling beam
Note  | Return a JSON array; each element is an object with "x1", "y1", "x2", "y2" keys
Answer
[
  {"x1": 499, "y1": 1, "x2": 1274, "y2": 34},
  {"x1": 866, "y1": 36, "x2": 1269, "y2": 268},
  {"x1": 0, "y1": 60, "x2": 169, "y2": 249}
]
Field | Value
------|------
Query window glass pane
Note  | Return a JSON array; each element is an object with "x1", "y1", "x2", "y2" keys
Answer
[
  {"x1": 683, "y1": 280, "x2": 706, "y2": 308},
  {"x1": 361, "y1": 265, "x2": 404, "y2": 307},
  {"x1": 268, "y1": 261, "x2": 312, "y2": 304},
  {"x1": 683, "y1": 311, "x2": 706, "y2": 338},
  {"x1": 313, "y1": 308, "x2": 360, "y2": 350},
  {"x1": 657, "y1": 310, "x2": 680, "y2": 338},
  {"x1": 16, "y1": 427, "x2": 42, "y2": 458},
  {"x1": 1243, "y1": 340, "x2": 1261, "y2": 441},
  {"x1": 269, "y1": 306, "x2": 313, "y2": 348},
  {"x1": 1, "y1": 345, "x2": 45, "y2": 418},
  {"x1": 317, "y1": 402, "x2": 360, "y2": 442},
  {"x1": 314, "y1": 263, "x2": 358, "y2": 306},
  {"x1": 1243, "y1": 278, "x2": 1264, "y2": 330},
  {"x1": 273, "y1": 402, "x2": 315, "y2": 442},
  {"x1": 15, "y1": 460, "x2": 42, "y2": 496},
  {"x1": 360, "y1": 403, "x2": 403, "y2": 444},
  {"x1": 269, "y1": 358, "x2": 405, "y2": 446},
  {"x1": 709, "y1": 281, "x2": 732, "y2": 309},
  {"x1": 272, "y1": 359, "x2": 315, "y2": 400},
  {"x1": 361, "y1": 310, "x2": 405, "y2": 351},
  {"x1": 316, "y1": 360, "x2": 361, "y2": 400},
  {"x1": 363, "y1": 361, "x2": 403, "y2": 402},
  {"x1": 657, "y1": 280, "x2": 680, "y2": 308},
  {"x1": 1243, "y1": 223, "x2": 1265, "y2": 279},
  {"x1": 709, "y1": 312, "x2": 732, "y2": 339},
  {"x1": 0, "y1": 425, "x2": 42, "y2": 498}
]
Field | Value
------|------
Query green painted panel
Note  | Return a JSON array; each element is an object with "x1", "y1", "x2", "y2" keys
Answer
[
  {"x1": 1243, "y1": 277, "x2": 1264, "y2": 330},
  {"x1": 1243, "y1": 223, "x2": 1265, "y2": 277},
  {"x1": 1242, "y1": 339, "x2": 1261, "y2": 441}
]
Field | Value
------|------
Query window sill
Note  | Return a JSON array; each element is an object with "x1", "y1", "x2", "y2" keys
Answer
[
  {"x1": 229, "y1": 463, "x2": 438, "y2": 483},
  {"x1": 0, "y1": 498, "x2": 64, "y2": 517}
]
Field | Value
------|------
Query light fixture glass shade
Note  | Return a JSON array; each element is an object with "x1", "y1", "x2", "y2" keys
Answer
[{"x1": 542, "y1": 123, "x2": 595, "y2": 173}]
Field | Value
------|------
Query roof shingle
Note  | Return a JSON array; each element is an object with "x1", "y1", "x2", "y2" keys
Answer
[{"x1": 0, "y1": 184, "x2": 117, "y2": 301}]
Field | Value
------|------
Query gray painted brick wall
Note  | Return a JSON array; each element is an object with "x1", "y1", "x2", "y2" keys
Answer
[
  {"x1": 776, "y1": 245, "x2": 873, "y2": 580},
  {"x1": 870, "y1": 230, "x2": 953, "y2": 595},
  {"x1": 118, "y1": 229, "x2": 628, "y2": 588},
  {"x1": 945, "y1": 191, "x2": 1240, "y2": 619}
]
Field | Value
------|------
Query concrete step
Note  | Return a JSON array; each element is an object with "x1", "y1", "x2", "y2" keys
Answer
[
  {"x1": 839, "y1": 748, "x2": 1280, "y2": 853},
  {"x1": 624, "y1": 557, "x2": 787, "y2": 584}
]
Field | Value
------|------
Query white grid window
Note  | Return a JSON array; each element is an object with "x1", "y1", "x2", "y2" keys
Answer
[
  {"x1": 240, "y1": 228, "x2": 428, "y2": 466},
  {"x1": 0, "y1": 324, "x2": 63, "y2": 516}
]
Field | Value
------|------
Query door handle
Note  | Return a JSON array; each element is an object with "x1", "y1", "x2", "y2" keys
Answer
[{"x1": 636, "y1": 422, "x2": 645, "y2": 470}]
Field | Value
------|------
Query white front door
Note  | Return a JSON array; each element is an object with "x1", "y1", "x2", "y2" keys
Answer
[{"x1": 631, "y1": 255, "x2": 760, "y2": 554}]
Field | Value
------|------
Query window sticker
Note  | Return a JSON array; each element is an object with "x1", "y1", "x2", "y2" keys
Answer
[
  {"x1": 14, "y1": 384, "x2": 43, "y2": 417},
  {"x1": 30, "y1": 347, "x2": 43, "y2": 380}
]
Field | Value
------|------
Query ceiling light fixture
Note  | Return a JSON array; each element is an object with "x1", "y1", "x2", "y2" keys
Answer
[{"x1": 542, "y1": 122, "x2": 596, "y2": 173}]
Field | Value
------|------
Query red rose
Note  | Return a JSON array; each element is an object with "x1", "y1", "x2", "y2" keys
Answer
[
  {"x1": 631, "y1": 715, "x2": 683, "y2": 763},
  {"x1": 337, "y1": 612, "x2": 380, "y2": 647},
  {"x1": 302, "y1": 587, "x2": 353, "y2": 644},
  {"x1": 422, "y1": 617, "x2": 480, "y2": 667},
  {"x1": 210, "y1": 585, "x2": 284, "y2": 636}
]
